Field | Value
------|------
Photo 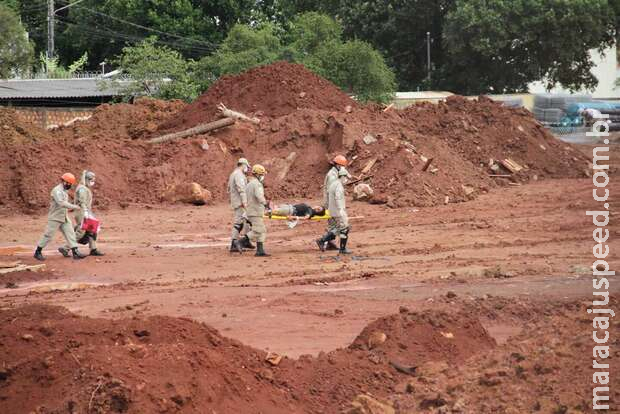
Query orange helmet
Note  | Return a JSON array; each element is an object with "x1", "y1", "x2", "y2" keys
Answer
[
  {"x1": 332, "y1": 155, "x2": 348, "y2": 166},
  {"x1": 61, "y1": 173, "x2": 76, "y2": 185}
]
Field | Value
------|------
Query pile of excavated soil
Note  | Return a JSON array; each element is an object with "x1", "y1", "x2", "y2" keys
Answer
[
  {"x1": 0, "y1": 62, "x2": 591, "y2": 211},
  {"x1": 0, "y1": 304, "x2": 495, "y2": 413},
  {"x1": 1, "y1": 296, "x2": 610, "y2": 413},
  {"x1": 0, "y1": 108, "x2": 49, "y2": 144},
  {"x1": 53, "y1": 98, "x2": 186, "y2": 141},
  {"x1": 388, "y1": 296, "x2": 620, "y2": 413},
  {"x1": 160, "y1": 61, "x2": 358, "y2": 131},
  {"x1": 403, "y1": 96, "x2": 588, "y2": 178}
]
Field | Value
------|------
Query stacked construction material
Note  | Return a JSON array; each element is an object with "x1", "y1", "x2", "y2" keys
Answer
[{"x1": 532, "y1": 94, "x2": 592, "y2": 124}]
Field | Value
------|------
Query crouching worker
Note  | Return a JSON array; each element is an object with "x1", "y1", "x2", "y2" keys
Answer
[
  {"x1": 316, "y1": 167, "x2": 352, "y2": 254},
  {"x1": 246, "y1": 164, "x2": 270, "y2": 257},
  {"x1": 60, "y1": 170, "x2": 104, "y2": 257},
  {"x1": 34, "y1": 173, "x2": 87, "y2": 261}
]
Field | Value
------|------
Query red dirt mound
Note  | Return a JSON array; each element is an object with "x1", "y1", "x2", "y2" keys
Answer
[
  {"x1": 0, "y1": 62, "x2": 591, "y2": 212},
  {"x1": 0, "y1": 107, "x2": 50, "y2": 144},
  {"x1": 0, "y1": 304, "x2": 496, "y2": 413},
  {"x1": 53, "y1": 98, "x2": 185, "y2": 141},
  {"x1": 0, "y1": 304, "x2": 301, "y2": 413},
  {"x1": 403, "y1": 96, "x2": 588, "y2": 178},
  {"x1": 160, "y1": 61, "x2": 358, "y2": 131}
]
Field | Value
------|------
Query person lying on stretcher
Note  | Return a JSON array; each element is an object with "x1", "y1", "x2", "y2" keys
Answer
[{"x1": 268, "y1": 203, "x2": 327, "y2": 220}]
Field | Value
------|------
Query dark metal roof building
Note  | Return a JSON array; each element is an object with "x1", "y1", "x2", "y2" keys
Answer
[{"x1": 0, "y1": 77, "x2": 130, "y2": 107}]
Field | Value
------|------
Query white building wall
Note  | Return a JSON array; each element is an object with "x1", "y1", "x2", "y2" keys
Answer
[{"x1": 529, "y1": 45, "x2": 619, "y2": 99}]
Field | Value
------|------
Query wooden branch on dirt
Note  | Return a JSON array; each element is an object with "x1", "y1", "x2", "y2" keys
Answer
[
  {"x1": 401, "y1": 141, "x2": 418, "y2": 154},
  {"x1": 488, "y1": 174, "x2": 512, "y2": 178},
  {"x1": 148, "y1": 118, "x2": 235, "y2": 144},
  {"x1": 361, "y1": 158, "x2": 378, "y2": 175},
  {"x1": 0, "y1": 263, "x2": 46, "y2": 275},
  {"x1": 498, "y1": 158, "x2": 523, "y2": 174},
  {"x1": 422, "y1": 157, "x2": 434, "y2": 172},
  {"x1": 217, "y1": 103, "x2": 260, "y2": 124},
  {"x1": 346, "y1": 174, "x2": 374, "y2": 186}
]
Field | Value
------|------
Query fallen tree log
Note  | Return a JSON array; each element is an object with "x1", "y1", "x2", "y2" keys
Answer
[
  {"x1": 217, "y1": 103, "x2": 260, "y2": 124},
  {"x1": 148, "y1": 117, "x2": 235, "y2": 144}
]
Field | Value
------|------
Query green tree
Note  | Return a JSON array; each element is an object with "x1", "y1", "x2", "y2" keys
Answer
[
  {"x1": 308, "y1": 40, "x2": 396, "y2": 102},
  {"x1": 108, "y1": 37, "x2": 199, "y2": 101},
  {"x1": 39, "y1": 52, "x2": 88, "y2": 78},
  {"x1": 288, "y1": 11, "x2": 342, "y2": 56},
  {"x1": 302, "y1": 0, "x2": 456, "y2": 91},
  {"x1": 5, "y1": 0, "x2": 268, "y2": 72},
  {"x1": 195, "y1": 23, "x2": 282, "y2": 88},
  {"x1": 0, "y1": 0, "x2": 19, "y2": 12},
  {"x1": 197, "y1": 12, "x2": 397, "y2": 103},
  {"x1": 443, "y1": 0, "x2": 617, "y2": 94},
  {"x1": 0, "y1": 3, "x2": 34, "y2": 78}
]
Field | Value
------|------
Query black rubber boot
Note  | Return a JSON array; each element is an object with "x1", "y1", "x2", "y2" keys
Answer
[
  {"x1": 229, "y1": 239, "x2": 243, "y2": 254},
  {"x1": 255, "y1": 242, "x2": 270, "y2": 257},
  {"x1": 315, "y1": 233, "x2": 336, "y2": 252},
  {"x1": 326, "y1": 241, "x2": 339, "y2": 251},
  {"x1": 34, "y1": 247, "x2": 45, "y2": 261},
  {"x1": 90, "y1": 249, "x2": 105, "y2": 256},
  {"x1": 58, "y1": 247, "x2": 70, "y2": 258},
  {"x1": 339, "y1": 238, "x2": 352, "y2": 255},
  {"x1": 72, "y1": 247, "x2": 86, "y2": 260},
  {"x1": 240, "y1": 235, "x2": 256, "y2": 249}
]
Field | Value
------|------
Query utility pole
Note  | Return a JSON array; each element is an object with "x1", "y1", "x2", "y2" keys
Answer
[
  {"x1": 426, "y1": 31, "x2": 431, "y2": 88},
  {"x1": 47, "y1": 0, "x2": 54, "y2": 60}
]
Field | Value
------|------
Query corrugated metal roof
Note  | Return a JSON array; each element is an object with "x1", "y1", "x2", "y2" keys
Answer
[{"x1": 0, "y1": 78, "x2": 130, "y2": 99}]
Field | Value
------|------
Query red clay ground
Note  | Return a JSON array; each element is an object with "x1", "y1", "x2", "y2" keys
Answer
[{"x1": 1, "y1": 170, "x2": 619, "y2": 412}]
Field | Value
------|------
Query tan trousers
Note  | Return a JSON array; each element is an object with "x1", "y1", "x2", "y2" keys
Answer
[
  {"x1": 38, "y1": 219, "x2": 78, "y2": 249},
  {"x1": 327, "y1": 214, "x2": 349, "y2": 239},
  {"x1": 231, "y1": 207, "x2": 248, "y2": 239},
  {"x1": 247, "y1": 216, "x2": 267, "y2": 243}
]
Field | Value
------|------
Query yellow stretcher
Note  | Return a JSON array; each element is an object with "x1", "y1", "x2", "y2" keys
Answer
[
  {"x1": 264, "y1": 210, "x2": 331, "y2": 228},
  {"x1": 264, "y1": 210, "x2": 332, "y2": 221}
]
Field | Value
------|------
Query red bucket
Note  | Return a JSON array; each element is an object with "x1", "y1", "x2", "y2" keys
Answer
[{"x1": 81, "y1": 217, "x2": 100, "y2": 234}]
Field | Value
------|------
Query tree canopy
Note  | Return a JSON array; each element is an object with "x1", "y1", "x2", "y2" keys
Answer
[
  {"x1": 3, "y1": 0, "x2": 618, "y2": 95},
  {"x1": 108, "y1": 37, "x2": 199, "y2": 102},
  {"x1": 0, "y1": 3, "x2": 34, "y2": 78},
  {"x1": 442, "y1": 0, "x2": 617, "y2": 94}
]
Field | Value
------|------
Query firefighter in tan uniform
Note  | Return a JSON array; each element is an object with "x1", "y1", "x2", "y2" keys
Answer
[
  {"x1": 316, "y1": 167, "x2": 352, "y2": 254},
  {"x1": 317, "y1": 155, "x2": 349, "y2": 252},
  {"x1": 245, "y1": 164, "x2": 270, "y2": 257},
  {"x1": 228, "y1": 158, "x2": 252, "y2": 253},
  {"x1": 60, "y1": 170, "x2": 104, "y2": 257},
  {"x1": 34, "y1": 173, "x2": 87, "y2": 261}
]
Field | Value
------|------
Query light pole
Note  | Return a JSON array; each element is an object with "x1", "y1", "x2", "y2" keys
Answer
[
  {"x1": 47, "y1": 0, "x2": 54, "y2": 60},
  {"x1": 426, "y1": 31, "x2": 432, "y2": 88},
  {"x1": 47, "y1": 0, "x2": 86, "y2": 60}
]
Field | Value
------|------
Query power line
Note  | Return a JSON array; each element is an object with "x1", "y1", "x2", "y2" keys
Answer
[
  {"x1": 54, "y1": 17, "x2": 216, "y2": 55},
  {"x1": 73, "y1": 5, "x2": 220, "y2": 50}
]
